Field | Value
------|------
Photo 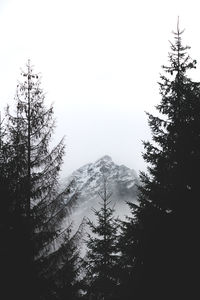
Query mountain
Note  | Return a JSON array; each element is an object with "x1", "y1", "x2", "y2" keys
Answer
[{"x1": 63, "y1": 155, "x2": 139, "y2": 229}]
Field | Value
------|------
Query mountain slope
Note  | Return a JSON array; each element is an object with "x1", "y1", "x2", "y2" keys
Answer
[{"x1": 64, "y1": 155, "x2": 139, "y2": 227}]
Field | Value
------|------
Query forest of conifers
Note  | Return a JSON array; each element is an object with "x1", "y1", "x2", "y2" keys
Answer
[{"x1": 0, "y1": 23, "x2": 199, "y2": 300}]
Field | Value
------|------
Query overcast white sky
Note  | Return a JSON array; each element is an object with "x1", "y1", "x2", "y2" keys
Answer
[{"x1": 1, "y1": 0, "x2": 200, "y2": 176}]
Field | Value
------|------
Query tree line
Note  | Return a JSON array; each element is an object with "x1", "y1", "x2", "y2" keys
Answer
[{"x1": 0, "y1": 22, "x2": 199, "y2": 299}]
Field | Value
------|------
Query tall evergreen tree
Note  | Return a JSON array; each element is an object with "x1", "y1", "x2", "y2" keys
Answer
[
  {"x1": 0, "y1": 112, "x2": 17, "y2": 300},
  {"x1": 120, "y1": 21, "x2": 200, "y2": 299},
  {"x1": 85, "y1": 178, "x2": 119, "y2": 300},
  {"x1": 4, "y1": 61, "x2": 78, "y2": 299}
]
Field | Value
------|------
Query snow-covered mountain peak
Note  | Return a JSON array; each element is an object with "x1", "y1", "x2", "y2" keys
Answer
[
  {"x1": 64, "y1": 155, "x2": 139, "y2": 212},
  {"x1": 62, "y1": 155, "x2": 140, "y2": 246},
  {"x1": 62, "y1": 156, "x2": 139, "y2": 255}
]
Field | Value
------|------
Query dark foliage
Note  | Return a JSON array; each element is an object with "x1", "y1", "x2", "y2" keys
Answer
[
  {"x1": 119, "y1": 21, "x2": 200, "y2": 299},
  {"x1": 84, "y1": 178, "x2": 119, "y2": 300},
  {"x1": 0, "y1": 61, "x2": 80, "y2": 300}
]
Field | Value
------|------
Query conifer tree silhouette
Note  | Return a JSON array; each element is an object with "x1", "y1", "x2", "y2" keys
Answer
[
  {"x1": 120, "y1": 20, "x2": 200, "y2": 299},
  {"x1": 85, "y1": 177, "x2": 119, "y2": 300},
  {"x1": 3, "y1": 61, "x2": 79, "y2": 300}
]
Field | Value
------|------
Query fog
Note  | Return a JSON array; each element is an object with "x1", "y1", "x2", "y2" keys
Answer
[{"x1": 1, "y1": 0, "x2": 200, "y2": 176}]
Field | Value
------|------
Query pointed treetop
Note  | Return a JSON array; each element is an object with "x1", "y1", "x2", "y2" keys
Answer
[{"x1": 172, "y1": 16, "x2": 185, "y2": 36}]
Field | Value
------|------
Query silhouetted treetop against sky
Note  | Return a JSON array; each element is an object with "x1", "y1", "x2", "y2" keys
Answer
[
  {"x1": 119, "y1": 21, "x2": 200, "y2": 299},
  {"x1": 1, "y1": 60, "x2": 81, "y2": 300}
]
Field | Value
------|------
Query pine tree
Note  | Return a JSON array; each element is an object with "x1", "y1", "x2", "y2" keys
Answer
[
  {"x1": 85, "y1": 178, "x2": 119, "y2": 300},
  {"x1": 120, "y1": 21, "x2": 200, "y2": 299},
  {"x1": 37, "y1": 221, "x2": 85, "y2": 300},
  {"x1": 0, "y1": 112, "x2": 17, "y2": 299},
  {"x1": 4, "y1": 61, "x2": 78, "y2": 299}
]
